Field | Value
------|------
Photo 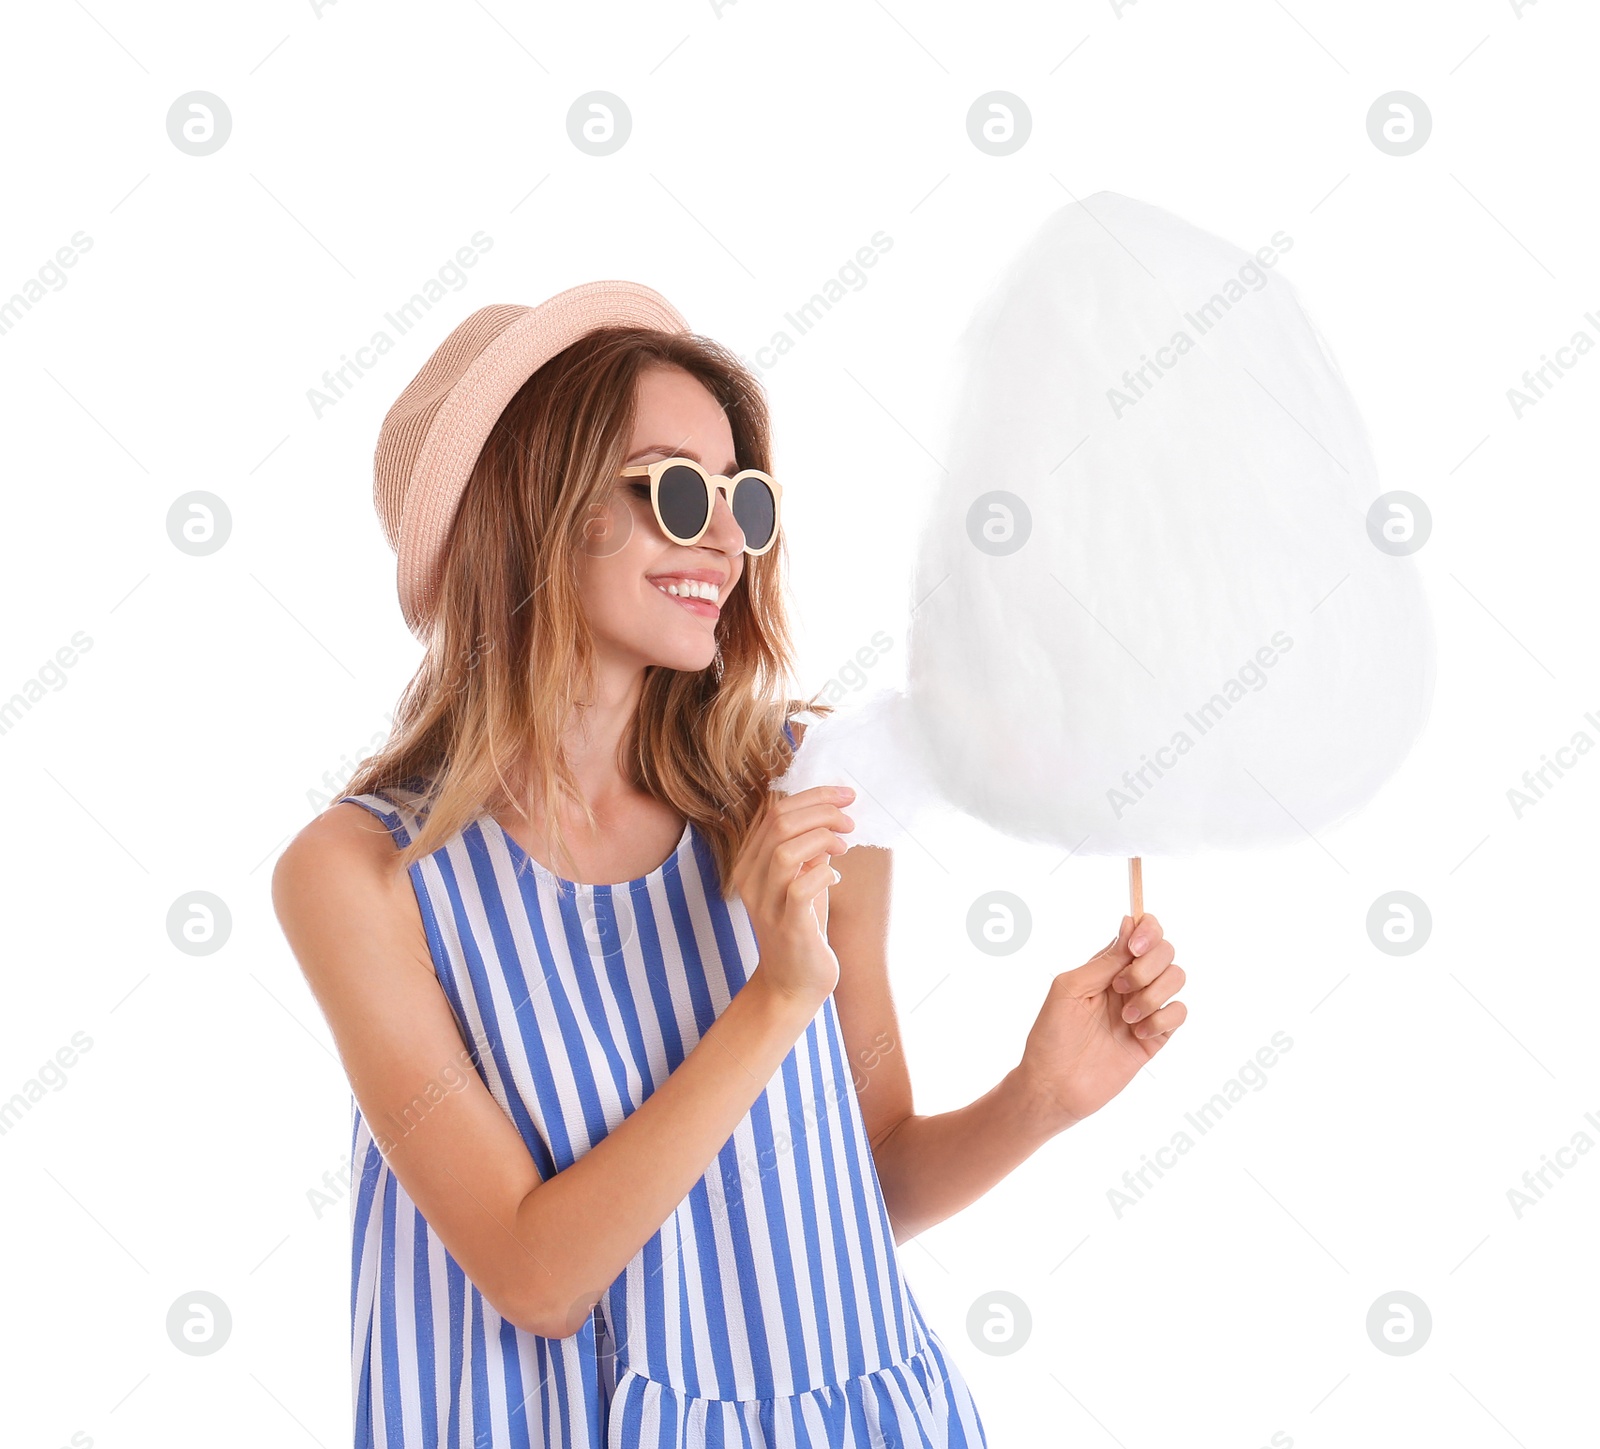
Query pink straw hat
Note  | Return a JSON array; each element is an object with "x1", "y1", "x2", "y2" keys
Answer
[{"x1": 372, "y1": 279, "x2": 691, "y2": 640}]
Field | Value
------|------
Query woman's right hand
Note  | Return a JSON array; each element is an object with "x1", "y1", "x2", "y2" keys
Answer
[{"x1": 729, "y1": 784, "x2": 857, "y2": 1009}]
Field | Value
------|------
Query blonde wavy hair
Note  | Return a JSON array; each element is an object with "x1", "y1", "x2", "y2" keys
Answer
[{"x1": 342, "y1": 324, "x2": 831, "y2": 896}]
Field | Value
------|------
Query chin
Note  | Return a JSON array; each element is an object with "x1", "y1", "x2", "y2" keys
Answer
[{"x1": 636, "y1": 631, "x2": 719, "y2": 673}]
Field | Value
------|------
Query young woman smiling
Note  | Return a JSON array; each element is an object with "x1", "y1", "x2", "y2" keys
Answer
[{"x1": 272, "y1": 282, "x2": 1186, "y2": 1448}]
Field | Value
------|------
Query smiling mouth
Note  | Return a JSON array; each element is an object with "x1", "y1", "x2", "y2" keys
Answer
[
  {"x1": 654, "y1": 588, "x2": 719, "y2": 619},
  {"x1": 650, "y1": 576, "x2": 722, "y2": 618}
]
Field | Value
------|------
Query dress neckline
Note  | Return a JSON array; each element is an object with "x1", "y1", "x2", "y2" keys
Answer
[{"x1": 484, "y1": 813, "x2": 693, "y2": 892}]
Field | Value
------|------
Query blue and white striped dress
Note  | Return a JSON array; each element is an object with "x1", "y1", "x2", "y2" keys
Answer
[{"x1": 336, "y1": 747, "x2": 988, "y2": 1447}]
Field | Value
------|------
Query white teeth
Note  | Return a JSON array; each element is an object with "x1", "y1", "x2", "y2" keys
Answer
[{"x1": 655, "y1": 578, "x2": 719, "y2": 604}]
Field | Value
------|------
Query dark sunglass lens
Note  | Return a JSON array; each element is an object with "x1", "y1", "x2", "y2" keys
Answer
[
  {"x1": 731, "y1": 478, "x2": 776, "y2": 550},
  {"x1": 656, "y1": 464, "x2": 710, "y2": 541}
]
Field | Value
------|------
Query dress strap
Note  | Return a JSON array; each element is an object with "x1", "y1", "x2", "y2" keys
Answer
[
  {"x1": 783, "y1": 704, "x2": 823, "y2": 756},
  {"x1": 336, "y1": 777, "x2": 435, "y2": 852}
]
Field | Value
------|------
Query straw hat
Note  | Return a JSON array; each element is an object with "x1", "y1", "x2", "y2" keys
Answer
[{"x1": 372, "y1": 279, "x2": 691, "y2": 640}]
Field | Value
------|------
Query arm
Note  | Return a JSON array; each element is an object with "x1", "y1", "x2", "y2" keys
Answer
[
  {"x1": 827, "y1": 844, "x2": 1057, "y2": 1243},
  {"x1": 272, "y1": 803, "x2": 824, "y2": 1339},
  {"x1": 828, "y1": 844, "x2": 1187, "y2": 1243}
]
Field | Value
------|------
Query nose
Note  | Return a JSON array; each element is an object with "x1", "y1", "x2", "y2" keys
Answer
[{"x1": 701, "y1": 483, "x2": 747, "y2": 554}]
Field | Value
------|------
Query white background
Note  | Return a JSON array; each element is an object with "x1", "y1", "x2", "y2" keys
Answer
[{"x1": 1, "y1": 1, "x2": 1595, "y2": 1446}]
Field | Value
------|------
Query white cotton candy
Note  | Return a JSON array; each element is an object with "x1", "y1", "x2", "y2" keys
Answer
[
  {"x1": 772, "y1": 691, "x2": 960, "y2": 851},
  {"x1": 774, "y1": 192, "x2": 1435, "y2": 858}
]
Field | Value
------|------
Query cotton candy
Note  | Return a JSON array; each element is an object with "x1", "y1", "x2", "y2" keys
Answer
[{"x1": 774, "y1": 192, "x2": 1434, "y2": 858}]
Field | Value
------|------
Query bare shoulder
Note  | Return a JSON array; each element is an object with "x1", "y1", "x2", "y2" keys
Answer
[
  {"x1": 271, "y1": 801, "x2": 415, "y2": 963},
  {"x1": 275, "y1": 799, "x2": 402, "y2": 885}
]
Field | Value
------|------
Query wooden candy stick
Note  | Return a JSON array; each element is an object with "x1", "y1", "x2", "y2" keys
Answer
[{"x1": 1128, "y1": 857, "x2": 1143, "y2": 926}]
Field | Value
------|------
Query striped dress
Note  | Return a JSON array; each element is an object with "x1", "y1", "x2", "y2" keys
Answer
[{"x1": 336, "y1": 746, "x2": 988, "y2": 1448}]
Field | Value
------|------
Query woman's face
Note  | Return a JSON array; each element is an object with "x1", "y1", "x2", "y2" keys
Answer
[{"x1": 576, "y1": 363, "x2": 751, "y2": 678}]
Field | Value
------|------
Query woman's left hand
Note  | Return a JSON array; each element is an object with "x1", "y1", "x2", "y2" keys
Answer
[{"x1": 1013, "y1": 913, "x2": 1188, "y2": 1134}]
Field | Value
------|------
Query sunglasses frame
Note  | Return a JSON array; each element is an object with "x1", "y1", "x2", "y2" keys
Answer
[{"x1": 618, "y1": 456, "x2": 783, "y2": 557}]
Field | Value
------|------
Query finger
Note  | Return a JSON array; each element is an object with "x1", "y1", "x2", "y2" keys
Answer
[
  {"x1": 789, "y1": 854, "x2": 841, "y2": 929},
  {"x1": 1131, "y1": 998, "x2": 1188, "y2": 1041},
  {"x1": 755, "y1": 796, "x2": 857, "y2": 850},
  {"x1": 1076, "y1": 916, "x2": 1138, "y2": 988},
  {"x1": 775, "y1": 785, "x2": 855, "y2": 817},
  {"x1": 1120, "y1": 961, "x2": 1186, "y2": 1024},
  {"x1": 1127, "y1": 913, "x2": 1164, "y2": 956},
  {"x1": 767, "y1": 825, "x2": 852, "y2": 881},
  {"x1": 1112, "y1": 938, "x2": 1175, "y2": 996},
  {"x1": 768, "y1": 800, "x2": 856, "y2": 844},
  {"x1": 1139, "y1": 1022, "x2": 1177, "y2": 1054},
  {"x1": 789, "y1": 852, "x2": 840, "y2": 900},
  {"x1": 1094, "y1": 921, "x2": 1132, "y2": 953}
]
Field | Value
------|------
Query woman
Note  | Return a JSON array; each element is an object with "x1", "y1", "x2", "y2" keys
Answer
[{"x1": 272, "y1": 281, "x2": 1188, "y2": 1447}]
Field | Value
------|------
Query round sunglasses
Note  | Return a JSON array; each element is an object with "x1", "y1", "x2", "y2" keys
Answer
[{"x1": 619, "y1": 457, "x2": 782, "y2": 556}]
